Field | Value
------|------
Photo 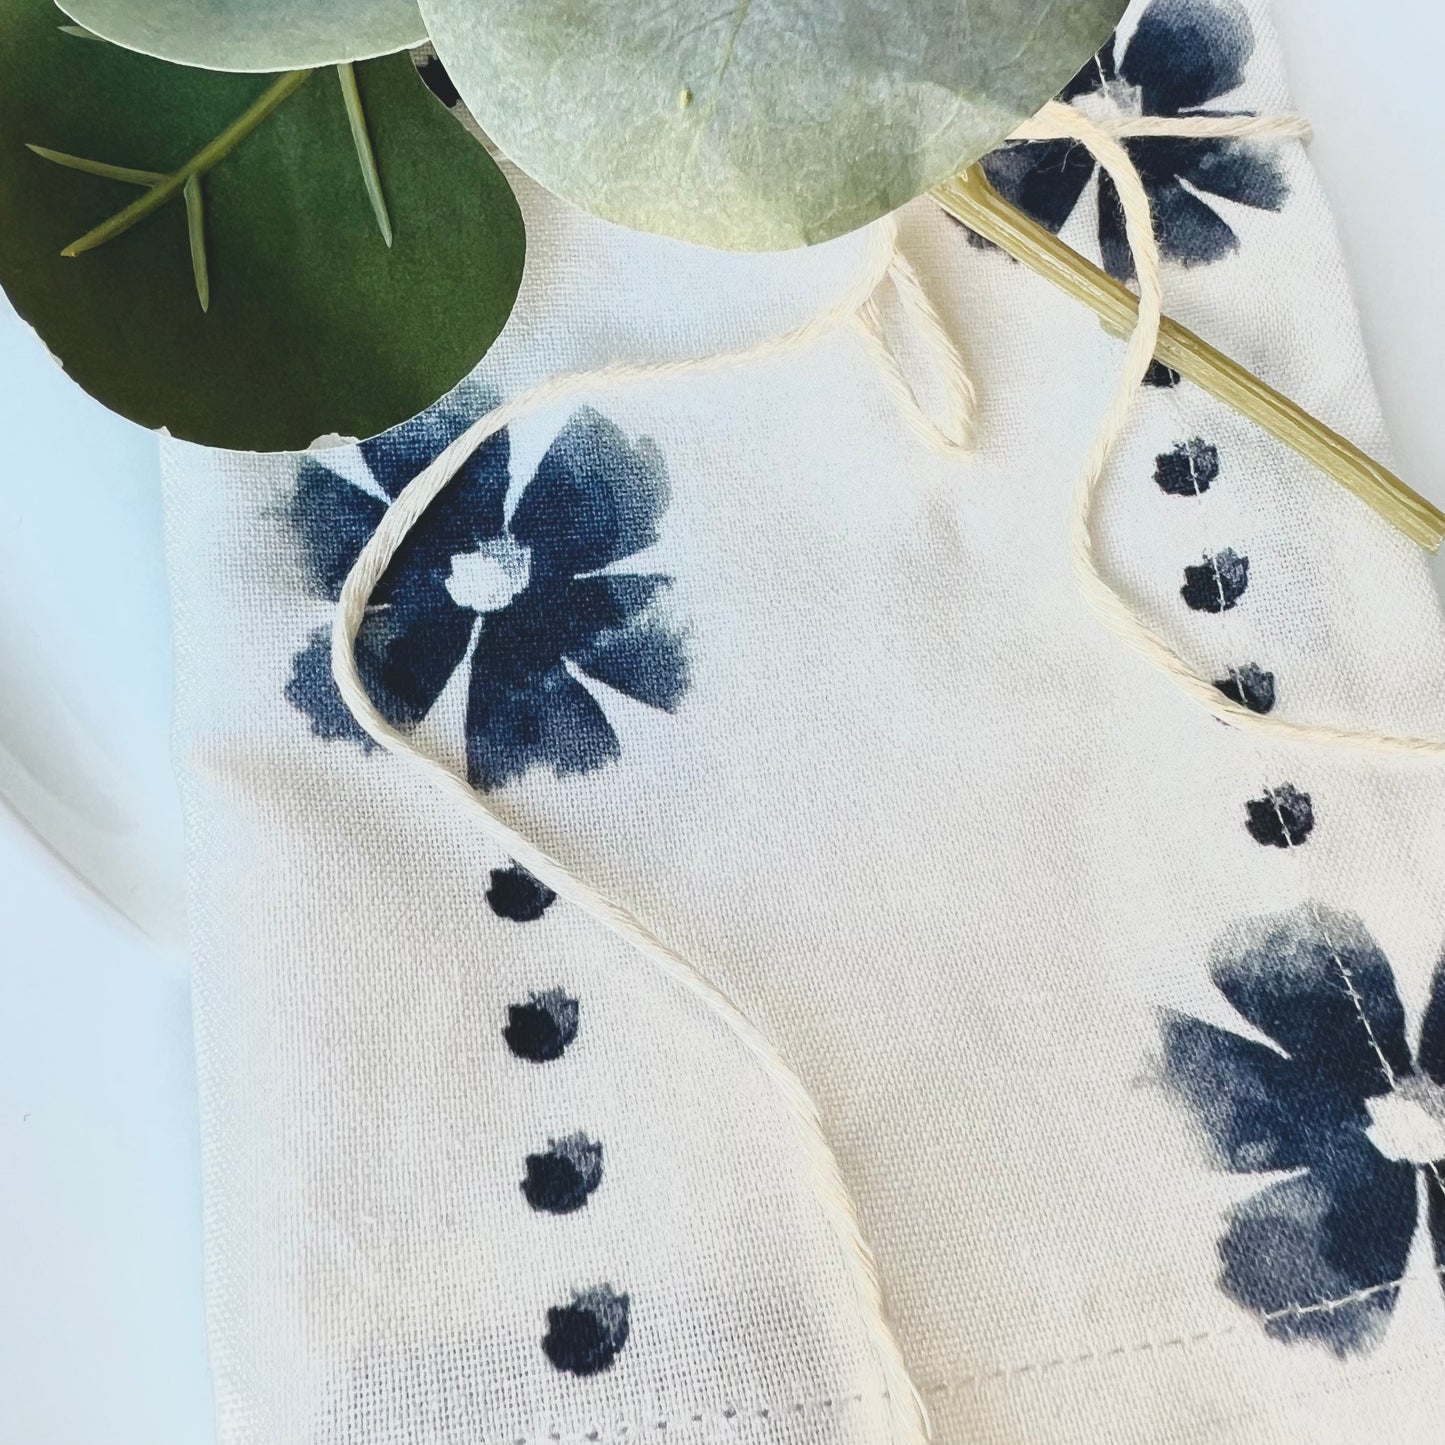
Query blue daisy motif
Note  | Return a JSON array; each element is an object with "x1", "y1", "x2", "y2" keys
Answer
[
  {"x1": 1161, "y1": 904, "x2": 1445, "y2": 1355},
  {"x1": 284, "y1": 396, "x2": 690, "y2": 790},
  {"x1": 973, "y1": 0, "x2": 1288, "y2": 280}
]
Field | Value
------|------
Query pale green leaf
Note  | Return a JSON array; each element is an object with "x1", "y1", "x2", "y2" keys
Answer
[
  {"x1": 54, "y1": 0, "x2": 425, "y2": 71},
  {"x1": 418, "y1": 0, "x2": 1128, "y2": 249}
]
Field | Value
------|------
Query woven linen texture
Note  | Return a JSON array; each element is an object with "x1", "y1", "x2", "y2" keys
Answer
[{"x1": 163, "y1": 2, "x2": 1445, "y2": 1440}]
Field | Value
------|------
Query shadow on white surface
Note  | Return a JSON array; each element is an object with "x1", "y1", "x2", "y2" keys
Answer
[
  {"x1": 0, "y1": 300, "x2": 208, "y2": 1441},
  {"x1": 1271, "y1": 0, "x2": 1445, "y2": 599},
  {"x1": 0, "y1": 295, "x2": 184, "y2": 945},
  {"x1": 0, "y1": 801, "x2": 212, "y2": 1445}
]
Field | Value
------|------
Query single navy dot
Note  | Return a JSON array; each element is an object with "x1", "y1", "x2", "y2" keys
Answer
[
  {"x1": 1154, "y1": 439, "x2": 1220, "y2": 497},
  {"x1": 416, "y1": 53, "x2": 460, "y2": 108},
  {"x1": 487, "y1": 863, "x2": 557, "y2": 923},
  {"x1": 503, "y1": 989, "x2": 579, "y2": 1063},
  {"x1": 543, "y1": 1286, "x2": 630, "y2": 1376},
  {"x1": 1182, "y1": 548, "x2": 1249, "y2": 613},
  {"x1": 1143, "y1": 359, "x2": 1182, "y2": 389},
  {"x1": 1215, "y1": 663, "x2": 1276, "y2": 715},
  {"x1": 1245, "y1": 784, "x2": 1314, "y2": 848},
  {"x1": 522, "y1": 1132, "x2": 604, "y2": 1214}
]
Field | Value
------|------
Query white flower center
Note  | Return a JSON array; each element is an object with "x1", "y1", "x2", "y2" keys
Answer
[
  {"x1": 1366, "y1": 1076, "x2": 1445, "y2": 1164},
  {"x1": 1074, "y1": 77, "x2": 1145, "y2": 125},
  {"x1": 444, "y1": 536, "x2": 531, "y2": 614}
]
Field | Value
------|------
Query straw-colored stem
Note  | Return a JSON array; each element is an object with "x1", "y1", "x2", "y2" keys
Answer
[{"x1": 931, "y1": 167, "x2": 1445, "y2": 552}]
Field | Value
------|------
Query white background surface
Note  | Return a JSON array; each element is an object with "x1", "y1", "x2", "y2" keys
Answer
[{"x1": 1, "y1": 4, "x2": 1441, "y2": 1441}]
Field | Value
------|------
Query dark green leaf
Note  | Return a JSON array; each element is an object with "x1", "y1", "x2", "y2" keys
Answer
[
  {"x1": 0, "y1": 0, "x2": 525, "y2": 450},
  {"x1": 419, "y1": 0, "x2": 1128, "y2": 249},
  {"x1": 55, "y1": 0, "x2": 425, "y2": 71}
]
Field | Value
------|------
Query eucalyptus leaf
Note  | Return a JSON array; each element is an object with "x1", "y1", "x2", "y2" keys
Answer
[
  {"x1": 54, "y1": 0, "x2": 425, "y2": 71},
  {"x1": 418, "y1": 0, "x2": 1128, "y2": 250},
  {"x1": 0, "y1": 1, "x2": 525, "y2": 451}
]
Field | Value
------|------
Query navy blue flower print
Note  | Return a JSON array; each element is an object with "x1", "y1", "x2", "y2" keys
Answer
[
  {"x1": 974, "y1": 0, "x2": 1288, "y2": 280},
  {"x1": 284, "y1": 631, "x2": 378, "y2": 750},
  {"x1": 285, "y1": 397, "x2": 690, "y2": 791},
  {"x1": 1162, "y1": 905, "x2": 1445, "y2": 1355}
]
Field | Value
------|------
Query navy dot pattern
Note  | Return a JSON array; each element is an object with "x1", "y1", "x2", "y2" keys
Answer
[
  {"x1": 523, "y1": 1133, "x2": 604, "y2": 1215},
  {"x1": 487, "y1": 863, "x2": 558, "y2": 923},
  {"x1": 1245, "y1": 784, "x2": 1314, "y2": 848},
  {"x1": 1215, "y1": 663, "x2": 1276, "y2": 715},
  {"x1": 543, "y1": 1286, "x2": 631, "y2": 1376},
  {"x1": 495, "y1": 875, "x2": 629, "y2": 1375},
  {"x1": 1139, "y1": 329, "x2": 1360, "y2": 1350},
  {"x1": 503, "y1": 989, "x2": 580, "y2": 1064},
  {"x1": 1139, "y1": 405, "x2": 1311, "y2": 853},
  {"x1": 1182, "y1": 548, "x2": 1249, "y2": 613},
  {"x1": 1154, "y1": 438, "x2": 1220, "y2": 497}
]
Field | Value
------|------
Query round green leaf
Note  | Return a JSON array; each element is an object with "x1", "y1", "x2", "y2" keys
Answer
[
  {"x1": 418, "y1": 0, "x2": 1128, "y2": 250},
  {"x1": 55, "y1": 0, "x2": 426, "y2": 72},
  {"x1": 0, "y1": 3, "x2": 525, "y2": 450}
]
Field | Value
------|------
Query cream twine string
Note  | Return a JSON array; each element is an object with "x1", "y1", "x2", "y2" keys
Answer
[
  {"x1": 332, "y1": 213, "x2": 941, "y2": 1445},
  {"x1": 1020, "y1": 101, "x2": 1445, "y2": 755},
  {"x1": 331, "y1": 101, "x2": 1422, "y2": 1445}
]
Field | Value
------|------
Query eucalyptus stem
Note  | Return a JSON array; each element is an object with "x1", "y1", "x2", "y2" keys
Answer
[
  {"x1": 25, "y1": 145, "x2": 164, "y2": 187},
  {"x1": 183, "y1": 175, "x2": 210, "y2": 312},
  {"x1": 931, "y1": 167, "x2": 1445, "y2": 553},
  {"x1": 60, "y1": 67, "x2": 313, "y2": 258},
  {"x1": 336, "y1": 62, "x2": 392, "y2": 246},
  {"x1": 29, "y1": 146, "x2": 211, "y2": 308}
]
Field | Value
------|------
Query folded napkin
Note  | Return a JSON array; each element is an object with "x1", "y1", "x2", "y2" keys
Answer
[{"x1": 162, "y1": 2, "x2": 1445, "y2": 1440}]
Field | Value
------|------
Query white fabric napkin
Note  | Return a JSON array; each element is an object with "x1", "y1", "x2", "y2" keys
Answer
[{"x1": 162, "y1": 2, "x2": 1445, "y2": 1440}]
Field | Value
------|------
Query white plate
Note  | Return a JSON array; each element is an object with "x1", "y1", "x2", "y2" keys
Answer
[{"x1": 0, "y1": 302, "x2": 204, "y2": 1443}]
